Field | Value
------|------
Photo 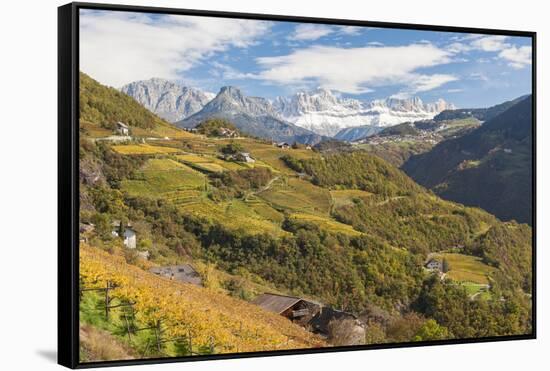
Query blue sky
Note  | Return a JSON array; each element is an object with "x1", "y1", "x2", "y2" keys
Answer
[{"x1": 80, "y1": 9, "x2": 532, "y2": 108}]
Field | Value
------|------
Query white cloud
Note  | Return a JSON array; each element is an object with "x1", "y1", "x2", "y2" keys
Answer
[
  {"x1": 79, "y1": 10, "x2": 271, "y2": 87},
  {"x1": 255, "y1": 44, "x2": 455, "y2": 94},
  {"x1": 446, "y1": 42, "x2": 471, "y2": 53},
  {"x1": 337, "y1": 26, "x2": 362, "y2": 35},
  {"x1": 446, "y1": 35, "x2": 532, "y2": 70},
  {"x1": 210, "y1": 62, "x2": 256, "y2": 80},
  {"x1": 499, "y1": 45, "x2": 532, "y2": 69},
  {"x1": 289, "y1": 24, "x2": 333, "y2": 41},
  {"x1": 468, "y1": 72, "x2": 489, "y2": 81},
  {"x1": 471, "y1": 35, "x2": 510, "y2": 52},
  {"x1": 368, "y1": 41, "x2": 385, "y2": 47}
]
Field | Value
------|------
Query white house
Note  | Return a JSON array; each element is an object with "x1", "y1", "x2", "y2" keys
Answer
[
  {"x1": 112, "y1": 221, "x2": 137, "y2": 249},
  {"x1": 276, "y1": 142, "x2": 290, "y2": 149},
  {"x1": 123, "y1": 228, "x2": 137, "y2": 249},
  {"x1": 115, "y1": 121, "x2": 130, "y2": 136},
  {"x1": 235, "y1": 152, "x2": 255, "y2": 163}
]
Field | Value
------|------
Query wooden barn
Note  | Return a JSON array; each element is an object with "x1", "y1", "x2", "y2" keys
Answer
[{"x1": 252, "y1": 293, "x2": 321, "y2": 325}]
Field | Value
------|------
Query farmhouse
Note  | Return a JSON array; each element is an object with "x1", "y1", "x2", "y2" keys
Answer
[
  {"x1": 111, "y1": 221, "x2": 137, "y2": 249},
  {"x1": 426, "y1": 259, "x2": 442, "y2": 271},
  {"x1": 219, "y1": 127, "x2": 238, "y2": 138},
  {"x1": 149, "y1": 264, "x2": 203, "y2": 286},
  {"x1": 115, "y1": 121, "x2": 130, "y2": 136},
  {"x1": 223, "y1": 152, "x2": 255, "y2": 163},
  {"x1": 235, "y1": 152, "x2": 255, "y2": 163},
  {"x1": 276, "y1": 142, "x2": 290, "y2": 149},
  {"x1": 252, "y1": 293, "x2": 321, "y2": 326}
]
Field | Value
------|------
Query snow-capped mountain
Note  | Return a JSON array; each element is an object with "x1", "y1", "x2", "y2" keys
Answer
[
  {"x1": 179, "y1": 86, "x2": 324, "y2": 145},
  {"x1": 120, "y1": 78, "x2": 215, "y2": 122},
  {"x1": 274, "y1": 88, "x2": 455, "y2": 137}
]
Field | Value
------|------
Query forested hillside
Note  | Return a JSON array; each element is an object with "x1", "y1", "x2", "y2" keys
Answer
[{"x1": 403, "y1": 96, "x2": 532, "y2": 224}]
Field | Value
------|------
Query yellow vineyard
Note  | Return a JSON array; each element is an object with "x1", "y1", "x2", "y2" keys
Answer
[{"x1": 80, "y1": 245, "x2": 325, "y2": 355}]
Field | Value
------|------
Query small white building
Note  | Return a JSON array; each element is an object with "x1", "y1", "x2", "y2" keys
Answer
[
  {"x1": 123, "y1": 228, "x2": 137, "y2": 249},
  {"x1": 112, "y1": 221, "x2": 137, "y2": 249},
  {"x1": 115, "y1": 121, "x2": 130, "y2": 136},
  {"x1": 276, "y1": 142, "x2": 290, "y2": 149},
  {"x1": 236, "y1": 152, "x2": 255, "y2": 163}
]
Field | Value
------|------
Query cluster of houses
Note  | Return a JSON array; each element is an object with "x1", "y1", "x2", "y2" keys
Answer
[
  {"x1": 218, "y1": 127, "x2": 238, "y2": 138},
  {"x1": 79, "y1": 220, "x2": 141, "y2": 251},
  {"x1": 271, "y1": 142, "x2": 313, "y2": 150},
  {"x1": 358, "y1": 132, "x2": 440, "y2": 146}
]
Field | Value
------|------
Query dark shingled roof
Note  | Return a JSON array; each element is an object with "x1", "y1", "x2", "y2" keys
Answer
[{"x1": 252, "y1": 293, "x2": 302, "y2": 314}]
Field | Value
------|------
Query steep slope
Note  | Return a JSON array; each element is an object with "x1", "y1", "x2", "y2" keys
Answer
[
  {"x1": 334, "y1": 125, "x2": 382, "y2": 142},
  {"x1": 120, "y1": 78, "x2": 214, "y2": 122},
  {"x1": 274, "y1": 88, "x2": 455, "y2": 137},
  {"x1": 80, "y1": 244, "x2": 325, "y2": 357},
  {"x1": 403, "y1": 95, "x2": 533, "y2": 224},
  {"x1": 179, "y1": 86, "x2": 324, "y2": 144},
  {"x1": 80, "y1": 72, "x2": 192, "y2": 139}
]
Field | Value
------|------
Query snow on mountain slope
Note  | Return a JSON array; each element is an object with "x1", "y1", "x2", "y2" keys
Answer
[
  {"x1": 274, "y1": 88, "x2": 455, "y2": 137},
  {"x1": 179, "y1": 86, "x2": 325, "y2": 145}
]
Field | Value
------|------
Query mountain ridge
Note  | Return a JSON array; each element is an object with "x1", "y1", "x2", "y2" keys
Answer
[
  {"x1": 178, "y1": 86, "x2": 326, "y2": 144},
  {"x1": 403, "y1": 95, "x2": 533, "y2": 224},
  {"x1": 274, "y1": 88, "x2": 455, "y2": 137},
  {"x1": 120, "y1": 78, "x2": 215, "y2": 122}
]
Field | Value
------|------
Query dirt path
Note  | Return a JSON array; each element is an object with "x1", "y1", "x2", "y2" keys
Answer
[{"x1": 244, "y1": 175, "x2": 281, "y2": 201}]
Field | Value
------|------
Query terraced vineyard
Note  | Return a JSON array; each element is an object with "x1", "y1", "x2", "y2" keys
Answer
[
  {"x1": 110, "y1": 135, "x2": 362, "y2": 238},
  {"x1": 122, "y1": 159, "x2": 206, "y2": 197}
]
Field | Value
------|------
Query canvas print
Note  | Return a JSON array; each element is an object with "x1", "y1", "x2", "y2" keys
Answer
[{"x1": 77, "y1": 8, "x2": 533, "y2": 363}]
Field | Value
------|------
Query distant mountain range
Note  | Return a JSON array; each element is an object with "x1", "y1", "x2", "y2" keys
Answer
[
  {"x1": 178, "y1": 86, "x2": 325, "y2": 145},
  {"x1": 275, "y1": 88, "x2": 455, "y2": 137},
  {"x1": 403, "y1": 95, "x2": 533, "y2": 224},
  {"x1": 120, "y1": 78, "x2": 215, "y2": 122},
  {"x1": 121, "y1": 78, "x2": 455, "y2": 141}
]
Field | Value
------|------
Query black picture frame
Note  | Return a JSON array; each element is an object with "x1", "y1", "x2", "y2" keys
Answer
[{"x1": 58, "y1": 2, "x2": 537, "y2": 369}]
